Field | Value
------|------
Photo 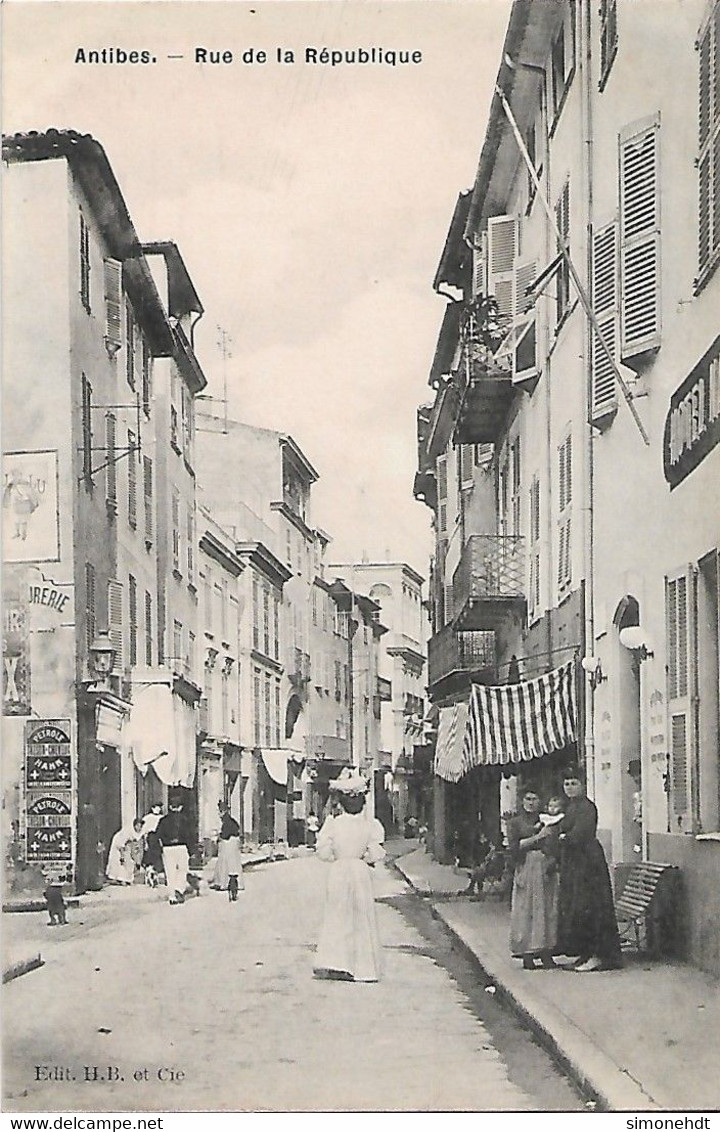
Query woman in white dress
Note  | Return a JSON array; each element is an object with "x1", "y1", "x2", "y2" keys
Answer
[
  {"x1": 313, "y1": 773, "x2": 386, "y2": 983},
  {"x1": 211, "y1": 804, "x2": 244, "y2": 892},
  {"x1": 106, "y1": 819, "x2": 143, "y2": 885}
]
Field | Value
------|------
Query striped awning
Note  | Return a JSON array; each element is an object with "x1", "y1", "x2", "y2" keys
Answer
[
  {"x1": 434, "y1": 701, "x2": 469, "y2": 782},
  {"x1": 461, "y1": 661, "x2": 577, "y2": 773}
]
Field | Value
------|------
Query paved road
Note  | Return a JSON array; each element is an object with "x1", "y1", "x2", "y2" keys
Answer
[{"x1": 3, "y1": 854, "x2": 580, "y2": 1112}]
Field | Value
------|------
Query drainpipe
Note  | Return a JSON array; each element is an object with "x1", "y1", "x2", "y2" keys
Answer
[{"x1": 580, "y1": 0, "x2": 597, "y2": 799}]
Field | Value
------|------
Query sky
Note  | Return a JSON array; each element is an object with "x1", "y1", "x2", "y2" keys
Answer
[{"x1": 3, "y1": 0, "x2": 512, "y2": 576}]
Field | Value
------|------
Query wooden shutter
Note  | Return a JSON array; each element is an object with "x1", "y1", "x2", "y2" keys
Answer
[
  {"x1": 82, "y1": 374, "x2": 92, "y2": 484},
  {"x1": 698, "y1": 5, "x2": 720, "y2": 276},
  {"x1": 512, "y1": 260, "x2": 538, "y2": 386},
  {"x1": 129, "y1": 574, "x2": 137, "y2": 667},
  {"x1": 105, "y1": 413, "x2": 116, "y2": 505},
  {"x1": 436, "y1": 455, "x2": 448, "y2": 535},
  {"x1": 125, "y1": 303, "x2": 136, "y2": 389},
  {"x1": 620, "y1": 114, "x2": 661, "y2": 362},
  {"x1": 472, "y1": 234, "x2": 487, "y2": 298},
  {"x1": 459, "y1": 444, "x2": 474, "y2": 488},
  {"x1": 145, "y1": 590, "x2": 153, "y2": 666},
  {"x1": 103, "y1": 259, "x2": 122, "y2": 349},
  {"x1": 666, "y1": 569, "x2": 698, "y2": 827},
  {"x1": 555, "y1": 183, "x2": 571, "y2": 322},
  {"x1": 591, "y1": 221, "x2": 620, "y2": 424},
  {"x1": 127, "y1": 430, "x2": 137, "y2": 528},
  {"x1": 108, "y1": 579, "x2": 124, "y2": 673},
  {"x1": 529, "y1": 476, "x2": 541, "y2": 619},
  {"x1": 143, "y1": 456, "x2": 153, "y2": 543},
  {"x1": 85, "y1": 563, "x2": 96, "y2": 652},
  {"x1": 171, "y1": 488, "x2": 180, "y2": 571},
  {"x1": 487, "y1": 215, "x2": 518, "y2": 329}
]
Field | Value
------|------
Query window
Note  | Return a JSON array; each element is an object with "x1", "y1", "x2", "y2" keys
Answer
[
  {"x1": 188, "y1": 630, "x2": 195, "y2": 678},
  {"x1": 591, "y1": 221, "x2": 620, "y2": 425},
  {"x1": 619, "y1": 114, "x2": 661, "y2": 362},
  {"x1": 171, "y1": 488, "x2": 180, "y2": 572},
  {"x1": 335, "y1": 659, "x2": 342, "y2": 701},
  {"x1": 437, "y1": 454, "x2": 448, "y2": 535},
  {"x1": 273, "y1": 592, "x2": 280, "y2": 661},
  {"x1": 108, "y1": 579, "x2": 124, "y2": 673},
  {"x1": 145, "y1": 591, "x2": 153, "y2": 665},
  {"x1": 666, "y1": 570, "x2": 695, "y2": 829},
  {"x1": 173, "y1": 620, "x2": 182, "y2": 669},
  {"x1": 599, "y1": 0, "x2": 618, "y2": 89},
  {"x1": 263, "y1": 584, "x2": 270, "y2": 655},
  {"x1": 204, "y1": 577, "x2": 213, "y2": 635},
  {"x1": 697, "y1": 2, "x2": 720, "y2": 284},
  {"x1": 264, "y1": 674, "x2": 272, "y2": 747},
  {"x1": 104, "y1": 259, "x2": 122, "y2": 350},
  {"x1": 275, "y1": 679, "x2": 281, "y2": 746},
  {"x1": 557, "y1": 435, "x2": 572, "y2": 594},
  {"x1": 79, "y1": 211, "x2": 90, "y2": 312},
  {"x1": 103, "y1": 413, "x2": 116, "y2": 507},
  {"x1": 186, "y1": 506, "x2": 194, "y2": 584},
  {"x1": 141, "y1": 339, "x2": 152, "y2": 417},
  {"x1": 125, "y1": 303, "x2": 136, "y2": 390},
  {"x1": 511, "y1": 437, "x2": 521, "y2": 536},
  {"x1": 85, "y1": 563, "x2": 96, "y2": 653},
  {"x1": 181, "y1": 383, "x2": 192, "y2": 459},
  {"x1": 129, "y1": 574, "x2": 137, "y2": 667},
  {"x1": 82, "y1": 375, "x2": 93, "y2": 487},
  {"x1": 143, "y1": 456, "x2": 153, "y2": 544},
  {"x1": 312, "y1": 586, "x2": 317, "y2": 626},
  {"x1": 529, "y1": 476, "x2": 541, "y2": 621},
  {"x1": 487, "y1": 215, "x2": 519, "y2": 330},
  {"x1": 252, "y1": 576, "x2": 260, "y2": 650},
  {"x1": 221, "y1": 669, "x2": 229, "y2": 732},
  {"x1": 252, "y1": 668, "x2": 261, "y2": 746},
  {"x1": 127, "y1": 431, "x2": 137, "y2": 529},
  {"x1": 170, "y1": 405, "x2": 180, "y2": 453},
  {"x1": 220, "y1": 579, "x2": 228, "y2": 640},
  {"x1": 555, "y1": 181, "x2": 571, "y2": 325},
  {"x1": 550, "y1": 2, "x2": 576, "y2": 129},
  {"x1": 459, "y1": 444, "x2": 474, "y2": 489}
]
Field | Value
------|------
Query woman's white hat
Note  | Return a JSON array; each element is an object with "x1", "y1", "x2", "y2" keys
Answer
[{"x1": 329, "y1": 769, "x2": 369, "y2": 795}]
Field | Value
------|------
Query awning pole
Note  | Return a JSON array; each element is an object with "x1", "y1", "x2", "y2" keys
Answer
[{"x1": 494, "y1": 84, "x2": 650, "y2": 447}]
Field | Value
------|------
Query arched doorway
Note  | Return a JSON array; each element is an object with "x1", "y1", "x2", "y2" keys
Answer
[{"x1": 613, "y1": 595, "x2": 643, "y2": 862}]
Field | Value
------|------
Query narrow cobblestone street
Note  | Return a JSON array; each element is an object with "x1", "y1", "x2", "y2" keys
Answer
[{"x1": 4, "y1": 854, "x2": 583, "y2": 1112}]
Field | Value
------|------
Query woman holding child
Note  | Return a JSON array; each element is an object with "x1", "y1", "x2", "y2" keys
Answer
[{"x1": 507, "y1": 789, "x2": 563, "y2": 969}]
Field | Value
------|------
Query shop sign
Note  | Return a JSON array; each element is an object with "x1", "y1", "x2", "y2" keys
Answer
[
  {"x1": 3, "y1": 598, "x2": 31, "y2": 716},
  {"x1": 25, "y1": 793, "x2": 72, "y2": 861},
  {"x1": 2, "y1": 450, "x2": 60, "y2": 562},
  {"x1": 663, "y1": 336, "x2": 720, "y2": 488},
  {"x1": 25, "y1": 720, "x2": 72, "y2": 789}
]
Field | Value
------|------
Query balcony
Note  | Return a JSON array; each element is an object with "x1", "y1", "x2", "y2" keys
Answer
[
  {"x1": 427, "y1": 623, "x2": 496, "y2": 688},
  {"x1": 454, "y1": 300, "x2": 516, "y2": 445},
  {"x1": 310, "y1": 735, "x2": 351, "y2": 764},
  {"x1": 453, "y1": 534, "x2": 526, "y2": 631}
]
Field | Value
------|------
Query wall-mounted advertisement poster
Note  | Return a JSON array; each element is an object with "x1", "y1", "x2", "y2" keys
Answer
[
  {"x1": 2, "y1": 450, "x2": 60, "y2": 563},
  {"x1": 3, "y1": 595, "x2": 31, "y2": 716}
]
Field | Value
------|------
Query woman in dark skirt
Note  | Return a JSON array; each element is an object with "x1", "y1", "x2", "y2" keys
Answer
[{"x1": 556, "y1": 767, "x2": 623, "y2": 972}]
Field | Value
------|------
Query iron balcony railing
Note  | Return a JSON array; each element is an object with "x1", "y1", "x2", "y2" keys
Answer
[
  {"x1": 427, "y1": 623, "x2": 496, "y2": 687},
  {"x1": 453, "y1": 535, "x2": 526, "y2": 611}
]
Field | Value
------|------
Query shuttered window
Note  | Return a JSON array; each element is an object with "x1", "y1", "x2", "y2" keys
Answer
[
  {"x1": 252, "y1": 575, "x2": 260, "y2": 650},
  {"x1": 129, "y1": 574, "x2": 138, "y2": 667},
  {"x1": 591, "y1": 221, "x2": 620, "y2": 424},
  {"x1": 171, "y1": 488, "x2": 180, "y2": 572},
  {"x1": 557, "y1": 434, "x2": 572, "y2": 593},
  {"x1": 127, "y1": 430, "x2": 137, "y2": 529},
  {"x1": 437, "y1": 454, "x2": 448, "y2": 536},
  {"x1": 512, "y1": 260, "x2": 538, "y2": 385},
  {"x1": 666, "y1": 570, "x2": 697, "y2": 826},
  {"x1": 104, "y1": 259, "x2": 122, "y2": 351},
  {"x1": 619, "y1": 114, "x2": 661, "y2": 361},
  {"x1": 79, "y1": 211, "x2": 90, "y2": 312},
  {"x1": 173, "y1": 620, "x2": 183, "y2": 669},
  {"x1": 511, "y1": 437, "x2": 521, "y2": 537},
  {"x1": 143, "y1": 456, "x2": 153, "y2": 544},
  {"x1": 125, "y1": 303, "x2": 136, "y2": 390},
  {"x1": 487, "y1": 215, "x2": 518, "y2": 330},
  {"x1": 105, "y1": 413, "x2": 117, "y2": 507},
  {"x1": 108, "y1": 579, "x2": 124, "y2": 673},
  {"x1": 141, "y1": 338, "x2": 152, "y2": 417},
  {"x1": 145, "y1": 590, "x2": 153, "y2": 666},
  {"x1": 459, "y1": 444, "x2": 474, "y2": 488},
  {"x1": 698, "y1": 2, "x2": 720, "y2": 283},
  {"x1": 82, "y1": 374, "x2": 93, "y2": 487},
  {"x1": 472, "y1": 234, "x2": 487, "y2": 298},
  {"x1": 85, "y1": 563, "x2": 96, "y2": 653},
  {"x1": 555, "y1": 181, "x2": 571, "y2": 326},
  {"x1": 529, "y1": 475, "x2": 541, "y2": 621},
  {"x1": 599, "y1": 0, "x2": 618, "y2": 90},
  {"x1": 550, "y1": 3, "x2": 576, "y2": 127},
  {"x1": 186, "y1": 505, "x2": 195, "y2": 584}
]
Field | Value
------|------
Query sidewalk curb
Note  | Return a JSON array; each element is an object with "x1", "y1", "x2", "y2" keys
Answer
[
  {"x1": 393, "y1": 857, "x2": 659, "y2": 1113},
  {"x1": 3, "y1": 954, "x2": 44, "y2": 983}
]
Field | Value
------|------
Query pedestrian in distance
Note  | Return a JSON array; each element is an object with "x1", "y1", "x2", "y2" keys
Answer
[
  {"x1": 211, "y1": 802, "x2": 244, "y2": 897},
  {"x1": 306, "y1": 811, "x2": 320, "y2": 849},
  {"x1": 507, "y1": 789, "x2": 560, "y2": 969},
  {"x1": 106, "y1": 818, "x2": 144, "y2": 886},
  {"x1": 555, "y1": 766, "x2": 623, "y2": 972},
  {"x1": 156, "y1": 794, "x2": 195, "y2": 905},
  {"x1": 140, "y1": 804, "x2": 165, "y2": 887},
  {"x1": 313, "y1": 772, "x2": 386, "y2": 983}
]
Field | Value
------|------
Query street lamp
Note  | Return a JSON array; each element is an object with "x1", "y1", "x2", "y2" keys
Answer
[
  {"x1": 88, "y1": 631, "x2": 116, "y2": 686},
  {"x1": 619, "y1": 626, "x2": 654, "y2": 662}
]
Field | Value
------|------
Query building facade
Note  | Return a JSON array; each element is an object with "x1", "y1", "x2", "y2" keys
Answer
[
  {"x1": 414, "y1": 0, "x2": 720, "y2": 974},
  {"x1": 2, "y1": 131, "x2": 206, "y2": 892}
]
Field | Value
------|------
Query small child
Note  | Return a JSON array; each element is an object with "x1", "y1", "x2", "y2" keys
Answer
[
  {"x1": 43, "y1": 869, "x2": 68, "y2": 926},
  {"x1": 539, "y1": 795, "x2": 565, "y2": 828}
]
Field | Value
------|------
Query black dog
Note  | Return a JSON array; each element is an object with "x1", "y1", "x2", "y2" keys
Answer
[
  {"x1": 44, "y1": 884, "x2": 67, "y2": 926},
  {"x1": 228, "y1": 875, "x2": 239, "y2": 902}
]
